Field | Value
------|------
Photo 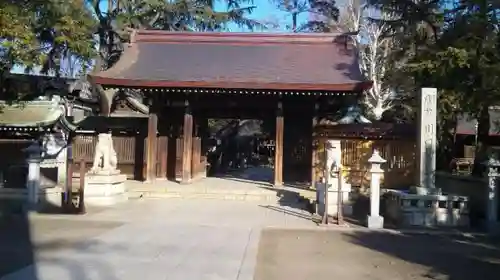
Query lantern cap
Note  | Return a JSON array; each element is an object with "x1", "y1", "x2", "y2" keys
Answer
[{"x1": 368, "y1": 150, "x2": 386, "y2": 164}]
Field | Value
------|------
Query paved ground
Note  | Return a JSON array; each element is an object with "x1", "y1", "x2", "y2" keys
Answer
[
  {"x1": 1, "y1": 176, "x2": 500, "y2": 280},
  {"x1": 0, "y1": 198, "x2": 314, "y2": 280},
  {"x1": 255, "y1": 229, "x2": 500, "y2": 280}
]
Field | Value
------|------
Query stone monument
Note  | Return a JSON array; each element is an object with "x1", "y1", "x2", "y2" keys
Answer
[
  {"x1": 84, "y1": 133, "x2": 127, "y2": 206},
  {"x1": 316, "y1": 140, "x2": 352, "y2": 217},
  {"x1": 384, "y1": 88, "x2": 470, "y2": 228},
  {"x1": 416, "y1": 88, "x2": 437, "y2": 192},
  {"x1": 484, "y1": 157, "x2": 500, "y2": 232}
]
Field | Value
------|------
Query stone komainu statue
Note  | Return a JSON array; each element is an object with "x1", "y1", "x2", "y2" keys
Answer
[{"x1": 91, "y1": 133, "x2": 118, "y2": 174}]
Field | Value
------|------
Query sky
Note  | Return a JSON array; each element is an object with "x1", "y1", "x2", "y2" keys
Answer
[
  {"x1": 11, "y1": 0, "x2": 306, "y2": 74},
  {"x1": 101, "y1": 0, "x2": 309, "y2": 32},
  {"x1": 214, "y1": 0, "x2": 310, "y2": 32}
]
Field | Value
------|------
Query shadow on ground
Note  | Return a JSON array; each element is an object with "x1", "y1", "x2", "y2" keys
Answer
[
  {"x1": 254, "y1": 228, "x2": 500, "y2": 280},
  {"x1": 0, "y1": 201, "x2": 123, "y2": 280},
  {"x1": 343, "y1": 231, "x2": 500, "y2": 280},
  {"x1": 214, "y1": 166, "x2": 274, "y2": 186},
  {"x1": 214, "y1": 166, "x2": 318, "y2": 220},
  {"x1": 0, "y1": 211, "x2": 36, "y2": 279}
]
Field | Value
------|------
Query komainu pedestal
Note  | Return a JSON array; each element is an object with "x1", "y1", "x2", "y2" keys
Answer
[{"x1": 84, "y1": 133, "x2": 127, "y2": 206}]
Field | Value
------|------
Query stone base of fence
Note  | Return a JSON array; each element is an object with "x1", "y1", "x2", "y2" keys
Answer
[{"x1": 384, "y1": 190, "x2": 470, "y2": 227}]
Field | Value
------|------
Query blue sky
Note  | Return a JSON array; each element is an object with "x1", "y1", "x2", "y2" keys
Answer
[
  {"x1": 12, "y1": 0, "x2": 306, "y2": 74},
  {"x1": 99, "y1": 0, "x2": 308, "y2": 32},
  {"x1": 214, "y1": 0, "x2": 309, "y2": 32}
]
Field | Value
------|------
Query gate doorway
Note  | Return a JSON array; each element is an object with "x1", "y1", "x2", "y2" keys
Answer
[{"x1": 206, "y1": 118, "x2": 276, "y2": 185}]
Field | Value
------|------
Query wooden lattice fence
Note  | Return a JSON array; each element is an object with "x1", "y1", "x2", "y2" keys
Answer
[{"x1": 313, "y1": 139, "x2": 416, "y2": 190}]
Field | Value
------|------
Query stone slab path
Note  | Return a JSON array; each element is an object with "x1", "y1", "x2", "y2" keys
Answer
[{"x1": 0, "y1": 198, "x2": 315, "y2": 280}]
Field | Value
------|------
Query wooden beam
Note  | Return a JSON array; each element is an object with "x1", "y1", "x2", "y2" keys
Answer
[
  {"x1": 274, "y1": 101, "x2": 284, "y2": 186},
  {"x1": 146, "y1": 113, "x2": 158, "y2": 182},
  {"x1": 181, "y1": 100, "x2": 193, "y2": 184}
]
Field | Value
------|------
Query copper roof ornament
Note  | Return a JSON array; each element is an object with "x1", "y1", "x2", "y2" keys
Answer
[{"x1": 337, "y1": 106, "x2": 372, "y2": 124}]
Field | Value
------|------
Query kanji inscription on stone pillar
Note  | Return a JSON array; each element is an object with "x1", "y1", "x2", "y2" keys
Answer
[{"x1": 418, "y1": 88, "x2": 437, "y2": 189}]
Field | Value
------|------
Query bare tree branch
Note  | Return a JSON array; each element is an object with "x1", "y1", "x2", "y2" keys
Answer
[{"x1": 336, "y1": 0, "x2": 396, "y2": 120}]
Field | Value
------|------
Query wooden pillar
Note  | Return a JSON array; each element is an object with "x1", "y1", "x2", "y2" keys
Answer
[
  {"x1": 158, "y1": 135, "x2": 168, "y2": 180},
  {"x1": 274, "y1": 101, "x2": 284, "y2": 186},
  {"x1": 157, "y1": 107, "x2": 171, "y2": 180},
  {"x1": 181, "y1": 100, "x2": 193, "y2": 184},
  {"x1": 198, "y1": 113, "x2": 209, "y2": 153},
  {"x1": 311, "y1": 101, "x2": 319, "y2": 185},
  {"x1": 146, "y1": 113, "x2": 158, "y2": 182}
]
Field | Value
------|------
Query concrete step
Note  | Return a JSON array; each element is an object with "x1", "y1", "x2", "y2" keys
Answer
[
  {"x1": 127, "y1": 187, "x2": 312, "y2": 203},
  {"x1": 128, "y1": 191, "x2": 282, "y2": 202}
]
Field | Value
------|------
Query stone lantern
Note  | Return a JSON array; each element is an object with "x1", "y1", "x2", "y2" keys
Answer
[
  {"x1": 484, "y1": 157, "x2": 500, "y2": 232},
  {"x1": 367, "y1": 150, "x2": 386, "y2": 229},
  {"x1": 23, "y1": 141, "x2": 45, "y2": 210}
]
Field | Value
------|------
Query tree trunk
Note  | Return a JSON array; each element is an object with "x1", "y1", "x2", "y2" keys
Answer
[
  {"x1": 107, "y1": 0, "x2": 114, "y2": 69},
  {"x1": 472, "y1": 104, "x2": 490, "y2": 177},
  {"x1": 437, "y1": 117, "x2": 457, "y2": 172}
]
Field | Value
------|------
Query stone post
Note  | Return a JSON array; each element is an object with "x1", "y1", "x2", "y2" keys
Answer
[
  {"x1": 23, "y1": 142, "x2": 44, "y2": 210},
  {"x1": 417, "y1": 88, "x2": 437, "y2": 190},
  {"x1": 367, "y1": 150, "x2": 386, "y2": 229},
  {"x1": 484, "y1": 157, "x2": 500, "y2": 232}
]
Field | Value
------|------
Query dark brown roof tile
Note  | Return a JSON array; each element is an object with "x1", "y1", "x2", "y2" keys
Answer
[{"x1": 90, "y1": 31, "x2": 371, "y2": 92}]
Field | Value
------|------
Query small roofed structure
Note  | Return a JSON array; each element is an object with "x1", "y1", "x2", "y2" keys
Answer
[
  {"x1": 0, "y1": 98, "x2": 77, "y2": 136},
  {"x1": 456, "y1": 109, "x2": 500, "y2": 136},
  {"x1": 0, "y1": 98, "x2": 82, "y2": 189}
]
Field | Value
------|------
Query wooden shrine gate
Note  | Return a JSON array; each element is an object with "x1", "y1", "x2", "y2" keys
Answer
[{"x1": 87, "y1": 31, "x2": 372, "y2": 185}]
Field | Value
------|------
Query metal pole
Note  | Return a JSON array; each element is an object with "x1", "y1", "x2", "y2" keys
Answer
[
  {"x1": 337, "y1": 169, "x2": 344, "y2": 225},
  {"x1": 77, "y1": 158, "x2": 86, "y2": 214},
  {"x1": 474, "y1": 121, "x2": 479, "y2": 149},
  {"x1": 64, "y1": 101, "x2": 74, "y2": 212},
  {"x1": 322, "y1": 144, "x2": 329, "y2": 225}
]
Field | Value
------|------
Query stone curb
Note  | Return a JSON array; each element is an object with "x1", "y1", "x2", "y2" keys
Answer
[{"x1": 263, "y1": 224, "x2": 494, "y2": 237}]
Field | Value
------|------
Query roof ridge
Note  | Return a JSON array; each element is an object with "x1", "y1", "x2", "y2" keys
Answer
[{"x1": 133, "y1": 30, "x2": 350, "y2": 44}]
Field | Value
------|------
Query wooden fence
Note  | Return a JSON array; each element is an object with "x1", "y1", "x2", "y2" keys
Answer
[
  {"x1": 314, "y1": 139, "x2": 416, "y2": 190},
  {"x1": 74, "y1": 134, "x2": 206, "y2": 181},
  {"x1": 73, "y1": 134, "x2": 166, "y2": 180}
]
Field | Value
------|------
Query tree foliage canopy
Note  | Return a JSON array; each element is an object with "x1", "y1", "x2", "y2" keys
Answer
[
  {"x1": 366, "y1": 0, "x2": 500, "y2": 171},
  {"x1": 0, "y1": 0, "x2": 97, "y2": 76},
  {"x1": 1, "y1": 0, "x2": 263, "y2": 75}
]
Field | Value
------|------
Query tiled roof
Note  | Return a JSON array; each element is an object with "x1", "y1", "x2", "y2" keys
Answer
[
  {"x1": 0, "y1": 100, "x2": 63, "y2": 129},
  {"x1": 89, "y1": 31, "x2": 371, "y2": 92},
  {"x1": 456, "y1": 109, "x2": 500, "y2": 136}
]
